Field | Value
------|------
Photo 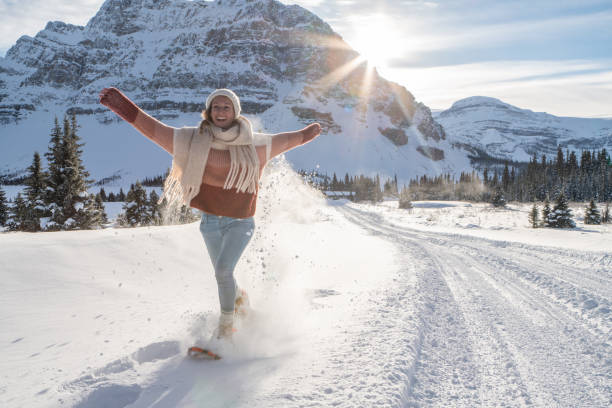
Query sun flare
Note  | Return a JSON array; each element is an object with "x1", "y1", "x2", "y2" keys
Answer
[{"x1": 348, "y1": 15, "x2": 399, "y2": 69}]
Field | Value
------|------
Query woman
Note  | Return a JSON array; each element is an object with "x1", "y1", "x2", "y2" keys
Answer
[{"x1": 99, "y1": 87, "x2": 321, "y2": 345}]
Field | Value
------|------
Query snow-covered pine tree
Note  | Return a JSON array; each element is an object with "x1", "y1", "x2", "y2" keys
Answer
[
  {"x1": 45, "y1": 115, "x2": 94, "y2": 230},
  {"x1": 528, "y1": 202, "x2": 539, "y2": 228},
  {"x1": 147, "y1": 190, "x2": 162, "y2": 225},
  {"x1": 121, "y1": 182, "x2": 148, "y2": 227},
  {"x1": 74, "y1": 193, "x2": 107, "y2": 229},
  {"x1": 44, "y1": 118, "x2": 64, "y2": 229},
  {"x1": 584, "y1": 200, "x2": 601, "y2": 225},
  {"x1": 602, "y1": 203, "x2": 610, "y2": 223},
  {"x1": 491, "y1": 188, "x2": 507, "y2": 208},
  {"x1": 8, "y1": 193, "x2": 28, "y2": 231},
  {"x1": 179, "y1": 205, "x2": 200, "y2": 224},
  {"x1": 23, "y1": 152, "x2": 47, "y2": 232},
  {"x1": 541, "y1": 199, "x2": 552, "y2": 227},
  {"x1": 548, "y1": 193, "x2": 575, "y2": 228},
  {"x1": 95, "y1": 194, "x2": 108, "y2": 225},
  {"x1": 0, "y1": 185, "x2": 9, "y2": 227},
  {"x1": 399, "y1": 186, "x2": 413, "y2": 210}
]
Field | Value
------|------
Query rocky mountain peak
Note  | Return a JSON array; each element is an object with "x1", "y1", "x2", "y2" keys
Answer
[{"x1": 1, "y1": 0, "x2": 451, "y2": 183}]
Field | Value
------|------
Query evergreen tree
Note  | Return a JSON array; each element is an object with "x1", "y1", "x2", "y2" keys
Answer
[
  {"x1": 548, "y1": 193, "x2": 575, "y2": 228},
  {"x1": 45, "y1": 115, "x2": 93, "y2": 230},
  {"x1": 74, "y1": 193, "x2": 107, "y2": 229},
  {"x1": 117, "y1": 188, "x2": 126, "y2": 202},
  {"x1": 331, "y1": 173, "x2": 339, "y2": 191},
  {"x1": 44, "y1": 118, "x2": 64, "y2": 228},
  {"x1": 491, "y1": 188, "x2": 506, "y2": 208},
  {"x1": 121, "y1": 182, "x2": 148, "y2": 227},
  {"x1": 23, "y1": 152, "x2": 47, "y2": 232},
  {"x1": 528, "y1": 202, "x2": 539, "y2": 228},
  {"x1": 179, "y1": 205, "x2": 200, "y2": 223},
  {"x1": 602, "y1": 203, "x2": 610, "y2": 223},
  {"x1": 147, "y1": 190, "x2": 162, "y2": 225},
  {"x1": 584, "y1": 200, "x2": 601, "y2": 225},
  {"x1": 8, "y1": 193, "x2": 28, "y2": 231},
  {"x1": 99, "y1": 188, "x2": 107, "y2": 202},
  {"x1": 399, "y1": 186, "x2": 413, "y2": 210},
  {"x1": 94, "y1": 193, "x2": 109, "y2": 225},
  {"x1": 0, "y1": 186, "x2": 9, "y2": 227},
  {"x1": 375, "y1": 174, "x2": 383, "y2": 202},
  {"x1": 542, "y1": 199, "x2": 552, "y2": 227}
]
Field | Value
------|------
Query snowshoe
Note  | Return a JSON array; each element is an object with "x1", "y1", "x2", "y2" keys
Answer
[{"x1": 187, "y1": 346, "x2": 222, "y2": 360}]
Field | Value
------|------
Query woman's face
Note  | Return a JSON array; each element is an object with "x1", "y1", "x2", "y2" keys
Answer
[{"x1": 210, "y1": 96, "x2": 235, "y2": 129}]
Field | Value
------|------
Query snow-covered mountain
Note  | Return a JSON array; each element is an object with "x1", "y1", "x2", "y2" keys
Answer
[
  {"x1": 0, "y1": 0, "x2": 466, "y2": 187},
  {"x1": 436, "y1": 96, "x2": 612, "y2": 165}
]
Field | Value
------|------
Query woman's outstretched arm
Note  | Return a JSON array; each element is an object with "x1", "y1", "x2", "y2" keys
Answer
[
  {"x1": 269, "y1": 123, "x2": 321, "y2": 158},
  {"x1": 99, "y1": 87, "x2": 174, "y2": 154}
]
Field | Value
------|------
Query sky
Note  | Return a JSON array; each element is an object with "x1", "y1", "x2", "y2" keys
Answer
[{"x1": 0, "y1": 0, "x2": 610, "y2": 118}]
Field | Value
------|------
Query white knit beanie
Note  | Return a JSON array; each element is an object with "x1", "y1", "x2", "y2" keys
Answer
[{"x1": 206, "y1": 89, "x2": 241, "y2": 119}]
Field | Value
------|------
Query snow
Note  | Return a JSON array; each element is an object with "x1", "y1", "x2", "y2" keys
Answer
[{"x1": 1, "y1": 160, "x2": 611, "y2": 407}]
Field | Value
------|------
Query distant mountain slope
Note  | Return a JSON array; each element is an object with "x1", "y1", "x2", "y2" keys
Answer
[
  {"x1": 0, "y1": 0, "x2": 464, "y2": 186},
  {"x1": 435, "y1": 96, "x2": 612, "y2": 165}
]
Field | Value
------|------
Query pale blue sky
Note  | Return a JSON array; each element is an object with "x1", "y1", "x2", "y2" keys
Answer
[{"x1": 0, "y1": 0, "x2": 610, "y2": 117}]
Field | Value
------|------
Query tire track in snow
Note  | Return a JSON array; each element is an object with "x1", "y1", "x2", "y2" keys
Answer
[
  {"x1": 340, "y1": 207, "x2": 530, "y2": 407},
  {"x1": 340, "y1": 205, "x2": 611, "y2": 407}
]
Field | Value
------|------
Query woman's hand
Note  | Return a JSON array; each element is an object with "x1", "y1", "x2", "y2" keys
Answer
[
  {"x1": 301, "y1": 123, "x2": 321, "y2": 143},
  {"x1": 99, "y1": 87, "x2": 140, "y2": 123}
]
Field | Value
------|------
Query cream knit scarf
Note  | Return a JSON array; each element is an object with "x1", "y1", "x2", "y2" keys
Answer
[{"x1": 161, "y1": 116, "x2": 259, "y2": 209}]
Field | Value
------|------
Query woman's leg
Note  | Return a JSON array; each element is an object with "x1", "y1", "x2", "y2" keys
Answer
[
  {"x1": 213, "y1": 217, "x2": 255, "y2": 313},
  {"x1": 199, "y1": 214, "x2": 255, "y2": 314},
  {"x1": 200, "y1": 213, "x2": 222, "y2": 268}
]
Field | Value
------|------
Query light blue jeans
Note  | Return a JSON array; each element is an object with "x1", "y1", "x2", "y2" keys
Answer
[{"x1": 199, "y1": 213, "x2": 255, "y2": 313}]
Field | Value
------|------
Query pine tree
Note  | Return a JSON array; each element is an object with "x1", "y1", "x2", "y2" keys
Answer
[
  {"x1": 45, "y1": 115, "x2": 93, "y2": 230},
  {"x1": 548, "y1": 193, "x2": 575, "y2": 228},
  {"x1": 375, "y1": 174, "x2": 383, "y2": 202},
  {"x1": 584, "y1": 200, "x2": 601, "y2": 225},
  {"x1": 179, "y1": 205, "x2": 200, "y2": 224},
  {"x1": 121, "y1": 182, "x2": 148, "y2": 227},
  {"x1": 23, "y1": 152, "x2": 47, "y2": 232},
  {"x1": 147, "y1": 190, "x2": 162, "y2": 225},
  {"x1": 74, "y1": 193, "x2": 107, "y2": 229},
  {"x1": 44, "y1": 118, "x2": 64, "y2": 229},
  {"x1": 528, "y1": 202, "x2": 539, "y2": 228},
  {"x1": 95, "y1": 193, "x2": 108, "y2": 225},
  {"x1": 99, "y1": 188, "x2": 107, "y2": 202},
  {"x1": 491, "y1": 188, "x2": 507, "y2": 208},
  {"x1": 117, "y1": 188, "x2": 126, "y2": 202},
  {"x1": 541, "y1": 199, "x2": 552, "y2": 227},
  {"x1": 602, "y1": 203, "x2": 610, "y2": 223},
  {"x1": 399, "y1": 186, "x2": 413, "y2": 210},
  {"x1": 8, "y1": 193, "x2": 28, "y2": 231},
  {"x1": 0, "y1": 185, "x2": 9, "y2": 227}
]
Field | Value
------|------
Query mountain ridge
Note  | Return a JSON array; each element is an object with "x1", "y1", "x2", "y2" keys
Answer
[
  {"x1": 435, "y1": 96, "x2": 612, "y2": 165},
  {"x1": 1, "y1": 0, "x2": 459, "y2": 185}
]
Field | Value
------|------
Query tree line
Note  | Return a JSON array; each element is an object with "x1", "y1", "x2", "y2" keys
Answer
[
  {"x1": 0, "y1": 116, "x2": 198, "y2": 232},
  {"x1": 0, "y1": 116, "x2": 106, "y2": 231},
  {"x1": 484, "y1": 147, "x2": 611, "y2": 203}
]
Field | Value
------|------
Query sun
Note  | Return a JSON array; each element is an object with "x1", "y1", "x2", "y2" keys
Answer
[{"x1": 348, "y1": 15, "x2": 399, "y2": 69}]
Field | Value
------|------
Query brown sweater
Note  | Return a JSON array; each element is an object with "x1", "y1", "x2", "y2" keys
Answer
[{"x1": 181, "y1": 129, "x2": 316, "y2": 218}]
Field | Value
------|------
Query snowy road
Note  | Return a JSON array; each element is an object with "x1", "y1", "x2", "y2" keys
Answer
[{"x1": 339, "y1": 204, "x2": 611, "y2": 407}]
